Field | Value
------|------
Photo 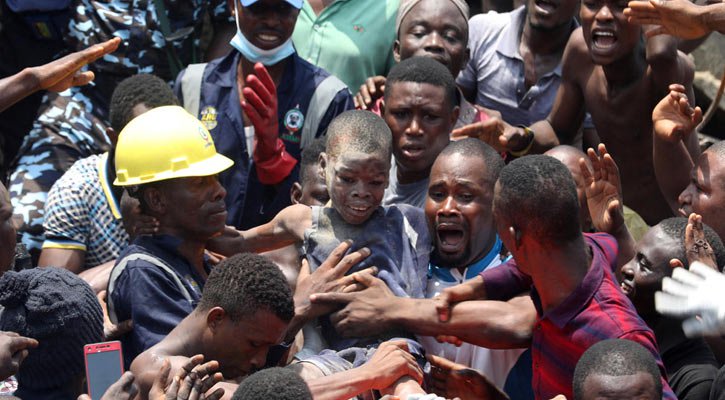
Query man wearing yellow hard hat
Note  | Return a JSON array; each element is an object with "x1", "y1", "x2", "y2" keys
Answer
[{"x1": 105, "y1": 105, "x2": 234, "y2": 369}]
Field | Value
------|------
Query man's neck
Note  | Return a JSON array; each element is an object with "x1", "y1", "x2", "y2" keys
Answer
[
  {"x1": 601, "y1": 47, "x2": 647, "y2": 89},
  {"x1": 526, "y1": 236, "x2": 591, "y2": 313},
  {"x1": 396, "y1": 164, "x2": 430, "y2": 185},
  {"x1": 521, "y1": 18, "x2": 572, "y2": 55},
  {"x1": 156, "y1": 228, "x2": 208, "y2": 277},
  {"x1": 453, "y1": 235, "x2": 497, "y2": 275},
  {"x1": 156, "y1": 312, "x2": 207, "y2": 358}
]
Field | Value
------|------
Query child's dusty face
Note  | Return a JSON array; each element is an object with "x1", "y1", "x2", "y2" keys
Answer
[
  {"x1": 325, "y1": 151, "x2": 390, "y2": 225},
  {"x1": 580, "y1": 0, "x2": 641, "y2": 65}
]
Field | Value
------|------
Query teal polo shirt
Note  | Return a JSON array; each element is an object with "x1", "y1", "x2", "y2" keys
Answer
[{"x1": 292, "y1": 0, "x2": 398, "y2": 90}]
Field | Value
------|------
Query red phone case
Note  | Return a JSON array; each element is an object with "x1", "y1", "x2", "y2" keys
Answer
[{"x1": 84, "y1": 341, "x2": 124, "y2": 399}]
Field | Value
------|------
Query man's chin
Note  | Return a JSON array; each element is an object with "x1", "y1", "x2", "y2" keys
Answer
[{"x1": 431, "y1": 251, "x2": 469, "y2": 269}]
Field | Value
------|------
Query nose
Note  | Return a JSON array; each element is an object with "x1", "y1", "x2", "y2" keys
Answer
[
  {"x1": 438, "y1": 195, "x2": 459, "y2": 216},
  {"x1": 250, "y1": 348, "x2": 268, "y2": 370},
  {"x1": 423, "y1": 31, "x2": 445, "y2": 54},
  {"x1": 350, "y1": 181, "x2": 371, "y2": 200},
  {"x1": 621, "y1": 261, "x2": 635, "y2": 281},
  {"x1": 595, "y1": 4, "x2": 613, "y2": 21},
  {"x1": 210, "y1": 176, "x2": 227, "y2": 202},
  {"x1": 678, "y1": 184, "x2": 693, "y2": 208},
  {"x1": 406, "y1": 116, "x2": 422, "y2": 137}
]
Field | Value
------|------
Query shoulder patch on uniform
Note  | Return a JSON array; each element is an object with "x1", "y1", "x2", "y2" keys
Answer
[{"x1": 200, "y1": 106, "x2": 218, "y2": 130}]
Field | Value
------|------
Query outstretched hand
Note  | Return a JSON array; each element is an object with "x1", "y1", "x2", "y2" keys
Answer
[
  {"x1": 451, "y1": 117, "x2": 528, "y2": 154},
  {"x1": 33, "y1": 37, "x2": 121, "y2": 92},
  {"x1": 625, "y1": 0, "x2": 710, "y2": 39},
  {"x1": 360, "y1": 340, "x2": 424, "y2": 390},
  {"x1": 78, "y1": 371, "x2": 138, "y2": 400},
  {"x1": 652, "y1": 84, "x2": 703, "y2": 143},
  {"x1": 579, "y1": 143, "x2": 625, "y2": 235}
]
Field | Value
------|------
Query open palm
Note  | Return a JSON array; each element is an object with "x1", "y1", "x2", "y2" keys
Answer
[{"x1": 580, "y1": 144, "x2": 625, "y2": 234}]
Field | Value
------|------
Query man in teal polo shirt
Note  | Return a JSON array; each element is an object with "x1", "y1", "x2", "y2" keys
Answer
[{"x1": 292, "y1": 0, "x2": 399, "y2": 90}]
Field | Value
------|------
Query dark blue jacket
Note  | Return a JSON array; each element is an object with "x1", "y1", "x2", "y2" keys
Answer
[
  {"x1": 110, "y1": 235, "x2": 210, "y2": 369},
  {"x1": 175, "y1": 51, "x2": 354, "y2": 229}
]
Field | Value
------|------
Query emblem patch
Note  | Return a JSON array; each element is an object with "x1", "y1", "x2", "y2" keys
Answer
[{"x1": 200, "y1": 106, "x2": 218, "y2": 130}]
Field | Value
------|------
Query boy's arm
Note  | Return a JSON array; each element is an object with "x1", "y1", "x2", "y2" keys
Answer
[{"x1": 206, "y1": 204, "x2": 311, "y2": 256}]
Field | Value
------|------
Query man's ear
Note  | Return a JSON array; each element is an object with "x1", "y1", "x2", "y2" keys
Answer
[
  {"x1": 206, "y1": 307, "x2": 227, "y2": 332},
  {"x1": 509, "y1": 226, "x2": 523, "y2": 250},
  {"x1": 106, "y1": 127, "x2": 119, "y2": 147},
  {"x1": 393, "y1": 40, "x2": 402, "y2": 63},
  {"x1": 450, "y1": 105, "x2": 461, "y2": 127},
  {"x1": 669, "y1": 258, "x2": 685, "y2": 270},
  {"x1": 318, "y1": 153, "x2": 328, "y2": 181},
  {"x1": 290, "y1": 182, "x2": 303, "y2": 204},
  {"x1": 142, "y1": 186, "x2": 167, "y2": 215}
]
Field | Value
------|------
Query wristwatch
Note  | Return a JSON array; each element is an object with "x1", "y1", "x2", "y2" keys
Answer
[{"x1": 509, "y1": 125, "x2": 535, "y2": 157}]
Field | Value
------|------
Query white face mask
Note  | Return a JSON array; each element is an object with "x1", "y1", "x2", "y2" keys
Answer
[{"x1": 229, "y1": 4, "x2": 296, "y2": 66}]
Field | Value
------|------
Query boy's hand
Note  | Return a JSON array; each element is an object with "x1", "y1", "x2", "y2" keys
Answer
[
  {"x1": 97, "y1": 290, "x2": 133, "y2": 340},
  {"x1": 31, "y1": 37, "x2": 121, "y2": 93},
  {"x1": 0, "y1": 331, "x2": 38, "y2": 380},
  {"x1": 652, "y1": 84, "x2": 703, "y2": 143},
  {"x1": 360, "y1": 340, "x2": 424, "y2": 390},
  {"x1": 427, "y1": 355, "x2": 508, "y2": 400},
  {"x1": 684, "y1": 213, "x2": 719, "y2": 271},
  {"x1": 579, "y1": 144, "x2": 625, "y2": 235},
  {"x1": 354, "y1": 76, "x2": 386, "y2": 110},
  {"x1": 625, "y1": 0, "x2": 710, "y2": 39},
  {"x1": 241, "y1": 63, "x2": 297, "y2": 185},
  {"x1": 78, "y1": 371, "x2": 138, "y2": 400}
]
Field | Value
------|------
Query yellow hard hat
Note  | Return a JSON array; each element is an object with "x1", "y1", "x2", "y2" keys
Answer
[{"x1": 114, "y1": 105, "x2": 234, "y2": 186}]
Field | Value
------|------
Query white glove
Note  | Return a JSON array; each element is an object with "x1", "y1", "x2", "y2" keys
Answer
[{"x1": 655, "y1": 261, "x2": 725, "y2": 337}]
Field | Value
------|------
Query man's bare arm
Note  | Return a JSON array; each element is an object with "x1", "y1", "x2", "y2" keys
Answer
[
  {"x1": 652, "y1": 84, "x2": 701, "y2": 213},
  {"x1": 315, "y1": 273, "x2": 534, "y2": 349}
]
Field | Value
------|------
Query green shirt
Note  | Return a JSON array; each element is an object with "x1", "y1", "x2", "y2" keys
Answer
[{"x1": 292, "y1": 0, "x2": 399, "y2": 90}]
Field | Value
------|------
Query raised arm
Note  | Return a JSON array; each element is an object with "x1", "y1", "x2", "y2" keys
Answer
[
  {"x1": 0, "y1": 37, "x2": 120, "y2": 113},
  {"x1": 652, "y1": 84, "x2": 701, "y2": 213},
  {"x1": 206, "y1": 204, "x2": 310, "y2": 256},
  {"x1": 580, "y1": 144, "x2": 635, "y2": 270}
]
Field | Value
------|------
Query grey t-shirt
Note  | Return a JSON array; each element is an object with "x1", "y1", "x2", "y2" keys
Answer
[{"x1": 383, "y1": 162, "x2": 429, "y2": 208}]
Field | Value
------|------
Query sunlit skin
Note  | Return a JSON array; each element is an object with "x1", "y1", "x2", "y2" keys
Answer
[{"x1": 678, "y1": 150, "x2": 725, "y2": 240}]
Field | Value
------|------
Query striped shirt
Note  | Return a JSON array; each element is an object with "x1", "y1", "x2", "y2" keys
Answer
[
  {"x1": 42, "y1": 152, "x2": 129, "y2": 268},
  {"x1": 481, "y1": 233, "x2": 676, "y2": 399}
]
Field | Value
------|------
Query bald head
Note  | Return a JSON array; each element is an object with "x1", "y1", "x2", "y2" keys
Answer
[{"x1": 545, "y1": 145, "x2": 592, "y2": 231}]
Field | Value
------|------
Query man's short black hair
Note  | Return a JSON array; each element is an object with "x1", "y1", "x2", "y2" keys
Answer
[
  {"x1": 573, "y1": 339, "x2": 662, "y2": 400},
  {"x1": 232, "y1": 367, "x2": 312, "y2": 400},
  {"x1": 198, "y1": 253, "x2": 294, "y2": 322},
  {"x1": 109, "y1": 74, "x2": 178, "y2": 133},
  {"x1": 495, "y1": 155, "x2": 581, "y2": 245},
  {"x1": 300, "y1": 137, "x2": 325, "y2": 187},
  {"x1": 658, "y1": 217, "x2": 725, "y2": 271},
  {"x1": 325, "y1": 110, "x2": 392, "y2": 161},
  {"x1": 439, "y1": 138, "x2": 503, "y2": 187},
  {"x1": 384, "y1": 56, "x2": 457, "y2": 108}
]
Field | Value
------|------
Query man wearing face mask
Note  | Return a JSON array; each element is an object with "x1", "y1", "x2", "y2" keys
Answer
[{"x1": 175, "y1": 0, "x2": 354, "y2": 230}]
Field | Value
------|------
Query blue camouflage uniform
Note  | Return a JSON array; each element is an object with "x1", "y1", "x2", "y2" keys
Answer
[
  {"x1": 174, "y1": 50, "x2": 354, "y2": 229},
  {"x1": 8, "y1": 0, "x2": 229, "y2": 262}
]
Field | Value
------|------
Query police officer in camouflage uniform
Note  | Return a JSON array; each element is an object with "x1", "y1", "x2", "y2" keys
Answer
[{"x1": 8, "y1": 0, "x2": 234, "y2": 263}]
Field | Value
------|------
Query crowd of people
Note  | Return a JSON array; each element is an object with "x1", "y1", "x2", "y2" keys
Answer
[{"x1": 0, "y1": 0, "x2": 724, "y2": 399}]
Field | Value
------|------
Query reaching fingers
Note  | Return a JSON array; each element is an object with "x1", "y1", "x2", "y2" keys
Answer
[
  {"x1": 337, "y1": 266, "x2": 378, "y2": 288},
  {"x1": 179, "y1": 354, "x2": 205, "y2": 379},
  {"x1": 149, "y1": 359, "x2": 172, "y2": 399},
  {"x1": 8, "y1": 335, "x2": 38, "y2": 352},
  {"x1": 319, "y1": 240, "x2": 353, "y2": 270},
  {"x1": 242, "y1": 86, "x2": 273, "y2": 120},
  {"x1": 579, "y1": 157, "x2": 594, "y2": 186},
  {"x1": 205, "y1": 387, "x2": 225, "y2": 400},
  {"x1": 330, "y1": 247, "x2": 371, "y2": 279},
  {"x1": 644, "y1": 25, "x2": 669, "y2": 38}
]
